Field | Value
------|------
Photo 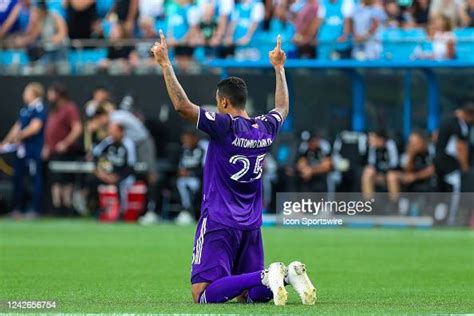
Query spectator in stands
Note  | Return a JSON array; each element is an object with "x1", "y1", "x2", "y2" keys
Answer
[
  {"x1": 295, "y1": 135, "x2": 332, "y2": 192},
  {"x1": 64, "y1": 0, "x2": 98, "y2": 40},
  {"x1": 429, "y1": 0, "x2": 464, "y2": 26},
  {"x1": 292, "y1": 0, "x2": 321, "y2": 59},
  {"x1": 16, "y1": 1, "x2": 68, "y2": 66},
  {"x1": 109, "y1": 0, "x2": 138, "y2": 36},
  {"x1": 167, "y1": 0, "x2": 200, "y2": 70},
  {"x1": 385, "y1": 0, "x2": 412, "y2": 28},
  {"x1": 386, "y1": 131, "x2": 435, "y2": 203},
  {"x1": 0, "y1": 0, "x2": 21, "y2": 43},
  {"x1": 43, "y1": 82, "x2": 82, "y2": 215},
  {"x1": 193, "y1": 2, "x2": 218, "y2": 57},
  {"x1": 352, "y1": 0, "x2": 386, "y2": 60},
  {"x1": 413, "y1": 15, "x2": 456, "y2": 60},
  {"x1": 217, "y1": 0, "x2": 264, "y2": 58},
  {"x1": 224, "y1": 0, "x2": 265, "y2": 47},
  {"x1": 130, "y1": 16, "x2": 157, "y2": 69},
  {"x1": 175, "y1": 130, "x2": 206, "y2": 225},
  {"x1": 362, "y1": 129, "x2": 399, "y2": 200},
  {"x1": 138, "y1": 0, "x2": 164, "y2": 21},
  {"x1": 93, "y1": 121, "x2": 136, "y2": 212},
  {"x1": 99, "y1": 22, "x2": 133, "y2": 73},
  {"x1": 410, "y1": 0, "x2": 431, "y2": 26},
  {"x1": 460, "y1": 0, "x2": 474, "y2": 26},
  {"x1": 0, "y1": 83, "x2": 47, "y2": 218},
  {"x1": 318, "y1": 0, "x2": 354, "y2": 60},
  {"x1": 271, "y1": 0, "x2": 291, "y2": 24},
  {"x1": 200, "y1": 0, "x2": 235, "y2": 47}
]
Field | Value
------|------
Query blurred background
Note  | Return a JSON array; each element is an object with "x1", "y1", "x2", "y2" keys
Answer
[{"x1": 0, "y1": 0, "x2": 473, "y2": 227}]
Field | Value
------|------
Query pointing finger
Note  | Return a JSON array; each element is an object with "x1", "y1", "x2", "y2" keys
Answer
[
  {"x1": 276, "y1": 34, "x2": 281, "y2": 51},
  {"x1": 159, "y1": 29, "x2": 167, "y2": 47}
]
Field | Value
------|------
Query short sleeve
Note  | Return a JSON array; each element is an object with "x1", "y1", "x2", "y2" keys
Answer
[
  {"x1": 197, "y1": 107, "x2": 232, "y2": 139},
  {"x1": 250, "y1": 2, "x2": 265, "y2": 23},
  {"x1": 256, "y1": 110, "x2": 284, "y2": 138},
  {"x1": 341, "y1": 0, "x2": 354, "y2": 17},
  {"x1": 32, "y1": 103, "x2": 47, "y2": 123},
  {"x1": 187, "y1": 6, "x2": 201, "y2": 26},
  {"x1": 67, "y1": 103, "x2": 81, "y2": 124}
]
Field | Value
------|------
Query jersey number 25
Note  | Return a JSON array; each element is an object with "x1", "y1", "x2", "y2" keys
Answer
[{"x1": 229, "y1": 154, "x2": 266, "y2": 182}]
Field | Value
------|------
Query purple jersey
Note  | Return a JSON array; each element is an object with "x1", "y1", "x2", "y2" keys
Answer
[{"x1": 197, "y1": 107, "x2": 283, "y2": 230}]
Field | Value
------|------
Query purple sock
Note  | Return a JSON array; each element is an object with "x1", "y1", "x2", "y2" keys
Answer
[
  {"x1": 247, "y1": 285, "x2": 273, "y2": 303},
  {"x1": 199, "y1": 271, "x2": 263, "y2": 303}
]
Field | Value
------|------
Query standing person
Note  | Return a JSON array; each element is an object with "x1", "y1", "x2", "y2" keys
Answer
[
  {"x1": 292, "y1": 0, "x2": 321, "y2": 59},
  {"x1": 151, "y1": 32, "x2": 316, "y2": 305},
  {"x1": 318, "y1": 0, "x2": 354, "y2": 60},
  {"x1": 434, "y1": 102, "x2": 474, "y2": 223},
  {"x1": 352, "y1": 0, "x2": 386, "y2": 60},
  {"x1": 43, "y1": 83, "x2": 82, "y2": 216},
  {"x1": 0, "y1": 83, "x2": 47, "y2": 218}
]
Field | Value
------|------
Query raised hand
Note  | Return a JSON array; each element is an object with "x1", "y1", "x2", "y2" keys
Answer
[
  {"x1": 269, "y1": 35, "x2": 286, "y2": 69},
  {"x1": 150, "y1": 30, "x2": 171, "y2": 67}
]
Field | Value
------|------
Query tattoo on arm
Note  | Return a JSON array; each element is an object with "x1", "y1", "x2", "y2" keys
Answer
[
  {"x1": 162, "y1": 65, "x2": 198, "y2": 123},
  {"x1": 275, "y1": 67, "x2": 289, "y2": 119}
]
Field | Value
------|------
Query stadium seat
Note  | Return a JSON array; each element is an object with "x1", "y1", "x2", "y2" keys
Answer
[{"x1": 0, "y1": 50, "x2": 29, "y2": 66}]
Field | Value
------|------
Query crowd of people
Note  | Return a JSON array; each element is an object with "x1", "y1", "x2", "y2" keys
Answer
[
  {"x1": 0, "y1": 81, "x2": 473, "y2": 224},
  {"x1": 1, "y1": 0, "x2": 473, "y2": 72}
]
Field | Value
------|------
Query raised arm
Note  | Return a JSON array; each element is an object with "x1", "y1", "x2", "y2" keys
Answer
[
  {"x1": 150, "y1": 30, "x2": 199, "y2": 124},
  {"x1": 269, "y1": 35, "x2": 289, "y2": 120}
]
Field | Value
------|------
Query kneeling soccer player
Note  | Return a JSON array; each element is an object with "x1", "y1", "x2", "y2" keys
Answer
[{"x1": 151, "y1": 32, "x2": 316, "y2": 305}]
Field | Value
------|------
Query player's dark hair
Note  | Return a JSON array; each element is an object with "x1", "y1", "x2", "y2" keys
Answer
[
  {"x1": 217, "y1": 77, "x2": 247, "y2": 109},
  {"x1": 372, "y1": 128, "x2": 388, "y2": 140},
  {"x1": 49, "y1": 82, "x2": 68, "y2": 99}
]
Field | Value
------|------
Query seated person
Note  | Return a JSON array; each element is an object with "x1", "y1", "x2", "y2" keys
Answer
[
  {"x1": 362, "y1": 129, "x2": 398, "y2": 200},
  {"x1": 93, "y1": 122, "x2": 136, "y2": 214},
  {"x1": 296, "y1": 134, "x2": 332, "y2": 192},
  {"x1": 175, "y1": 130, "x2": 206, "y2": 224},
  {"x1": 387, "y1": 131, "x2": 435, "y2": 202}
]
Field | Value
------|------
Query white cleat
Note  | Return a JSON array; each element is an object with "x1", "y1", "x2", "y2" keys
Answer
[
  {"x1": 262, "y1": 262, "x2": 288, "y2": 306},
  {"x1": 286, "y1": 261, "x2": 317, "y2": 305}
]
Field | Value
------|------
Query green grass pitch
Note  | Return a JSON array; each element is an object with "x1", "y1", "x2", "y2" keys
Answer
[{"x1": 0, "y1": 219, "x2": 473, "y2": 314}]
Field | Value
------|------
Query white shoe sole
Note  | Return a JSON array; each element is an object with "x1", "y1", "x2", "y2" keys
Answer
[
  {"x1": 265, "y1": 262, "x2": 288, "y2": 306},
  {"x1": 288, "y1": 262, "x2": 317, "y2": 305}
]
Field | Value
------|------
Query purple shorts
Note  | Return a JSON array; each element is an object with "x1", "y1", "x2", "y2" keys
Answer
[{"x1": 191, "y1": 216, "x2": 264, "y2": 284}]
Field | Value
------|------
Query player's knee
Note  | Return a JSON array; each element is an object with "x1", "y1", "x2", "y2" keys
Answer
[
  {"x1": 191, "y1": 283, "x2": 208, "y2": 303},
  {"x1": 386, "y1": 171, "x2": 398, "y2": 183},
  {"x1": 363, "y1": 166, "x2": 376, "y2": 179}
]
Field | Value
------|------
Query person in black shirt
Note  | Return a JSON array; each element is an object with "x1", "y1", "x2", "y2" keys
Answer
[
  {"x1": 295, "y1": 135, "x2": 332, "y2": 192},
  {"x1": 93, "y1": 122, "x2": 136, "y2": 211},
  {"x1": 175, "y1": 130, "x2": 206, "y2": 224},
  {"x1": 387, "y1": 131, "x2": 434, "y2": 202},
  {"x1": 362, "y1": 129, "x2": 399, "y2": 200},
  {"x1": 99, "y1": 23, "x2": 133, "y2": 72},
  {"x1": 110, "y1": 0, "x2": 138, "y2": 36},
  {"x1": 434, "y1": 102, "x2": 474, "y2": 192},
  {"x1": 64, "y1": 0, "x2": 98, "y2": 40}
]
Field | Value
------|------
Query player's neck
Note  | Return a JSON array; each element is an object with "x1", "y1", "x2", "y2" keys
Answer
[{"x1": 227, "y1": 108, "x2": 250, "y2": 120}]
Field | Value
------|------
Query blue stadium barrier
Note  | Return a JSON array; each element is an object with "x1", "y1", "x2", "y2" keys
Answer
[
  {"x1": 206, "y1": 59, "x2": 474, "y2": 138},
  {"x1": 0, "y1": 50, "x2": 29, "y2": 66}
]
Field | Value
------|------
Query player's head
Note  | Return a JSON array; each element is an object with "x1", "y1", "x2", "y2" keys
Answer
[
  {"x1": 181, "y1": 129, "x2": 199, "y2": 148},
  {"x1": 369, "y1": 128, "x2": 388, "y2": 148},
  {"x1": 47, "y1": 82, "x2": 68, "y2": 107},
  {"x1": 109, "y1": 122, "x2": 125, "y2": 141},
  {"x1": 460, "y1": 100, "x2": 474, "y2": 124},
  {"x1": 216, "y1": 77, "x2": 248, "y2": 113},
  {"x1": 93, "y1": 85, "x2": 111, "y2": 103},
  {"x1": 23, "y1": 82, "x2": 44, "y2": 105},
  {"x1": 92, "y1": 107, "x2": 111, "y2": 125},
  {"x1": 408, "y1": 130, "x2": 428, "y2": 153}
]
